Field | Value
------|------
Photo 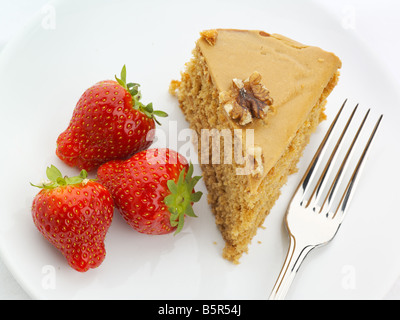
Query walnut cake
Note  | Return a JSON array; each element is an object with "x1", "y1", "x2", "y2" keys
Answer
[{"x1": 170, "y1": 29, "x2": 342, "y2": 263}]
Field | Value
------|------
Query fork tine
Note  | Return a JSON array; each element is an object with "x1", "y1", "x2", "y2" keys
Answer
[
  {"x1": 320, "y1": 109, "x2": 370, "y2": 215},
  {"x1": 297, "y1": 99, "x2": 347, "y2": 205},
  {"x1": 305, "y1": 103, "x2": 359, "y2": 210},
  {"x1": 332, "y1": 114, "x2": 383, "y2": 220},
  {"x1": 271, "y1": 100, "x2": 382, "y2": 300}
]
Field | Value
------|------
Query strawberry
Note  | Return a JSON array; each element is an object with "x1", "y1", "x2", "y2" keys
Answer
[
  {"x1": 31, "y1": 165, "x2": 114, "y2": 272},
  {"x1": 97, "y1": 148, "x2": 203, "y2": 235},
  {"x1": 56, "y1": 65, "x2": 168, "y2": 171}
]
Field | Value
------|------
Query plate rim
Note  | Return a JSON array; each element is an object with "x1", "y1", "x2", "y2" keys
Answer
[{"x1": 1, "y1": 0, "x2": 399, "y2": 300}]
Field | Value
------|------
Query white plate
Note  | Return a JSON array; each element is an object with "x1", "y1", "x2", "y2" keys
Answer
[{"x1": 1, "y1": 0, "x2": 399, "y2": 300}]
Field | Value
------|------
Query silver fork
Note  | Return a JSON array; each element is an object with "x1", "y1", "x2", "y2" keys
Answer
[{"x1": 269, "y1": 100, "x2": 383, "y2": 300}]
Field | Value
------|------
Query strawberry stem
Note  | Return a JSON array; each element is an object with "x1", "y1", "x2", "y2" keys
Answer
[
  {"x1": 164, "y1": 163, "x2": 203, "y2": 235},
  {"x1": 115, "y1": 65, "x2": 168, "y2": 125},
  {"x1": 30, "y1": 165, "x2": 90, "y2": 189}
]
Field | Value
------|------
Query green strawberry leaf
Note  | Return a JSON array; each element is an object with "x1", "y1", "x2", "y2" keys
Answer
[
  {"x1": 153, "y1": 110, "x2": 168, "y2": 117},
  {"x1": 115, "y1": 65, "x2": 127, "y2": 89},
  {"x1": 115, "y1": 65, "x2": 168, "y2": 125},
  {"x1": 46, "y1": 165, "x2": 62, "y2": 181},
  {"x1": 191, "y1": 191, "x2": 203, "y2": 203},
  {"x1": 79, "y1": 169, "x2": 88, "y2": 179},
  {"x1": 29, "y1": 181, "x2": 56, "y2": 189},
  {"x1": 64, "y1": 176, "x2": 82, "y2": 185},
  {"x1": 167, "y1": 180, "x2": 178, "y2": 194},
  {"x1": 164, "y1": 163, "x2": 203, "y2": 235},
  {"x1": 56, "y1": 177, "x2": 67, "y2": 186},
  {"x1": 145, "y1": 102, "x2": 154, "y2": 113},
  {"x1": 31, "y1": 166, "x2": 91, "y2": 190},
  {"x1": 184, "y1": 204, "x2": 197, "y2": 218},
  {"x1": 127, "y1": 82, "x2": 140, "y2": 97},
  {"x1": 120, "y1": 65, "x2": 127, "y2": 84}
]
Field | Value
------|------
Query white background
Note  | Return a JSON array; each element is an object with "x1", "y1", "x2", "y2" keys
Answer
[{"x1": 0, "y1": 0, "x2": 399, "y2": 300}]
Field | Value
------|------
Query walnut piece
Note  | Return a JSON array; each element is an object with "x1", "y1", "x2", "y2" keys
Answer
[
  {"x1": 222, "y1": 71, "x2": 274, "y2": 126},
  {"x1": 200, "y1": 29, "x2": 218, "y2": 46},
  {"x1": 246, "y1": 145, "x2": 264, "y2": 177},
  {"x1": 226, "y1": 101, "x2": 252, "y2": 126}
]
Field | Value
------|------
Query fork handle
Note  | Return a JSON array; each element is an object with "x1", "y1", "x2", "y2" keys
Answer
[{"x1": 269, "y1": 236, "x2": 316, "y2": 300}]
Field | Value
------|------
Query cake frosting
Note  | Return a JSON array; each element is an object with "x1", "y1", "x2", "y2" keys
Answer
[
  {"x1": 198, "y1": 29, "x2": 342, "y2": 191},
  {"x1": 171, "y1": 29, "x2": 342, "y2": 263}
]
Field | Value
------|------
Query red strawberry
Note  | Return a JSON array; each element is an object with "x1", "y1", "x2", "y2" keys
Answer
[
  {"x1": 97, "y1": 148, "x2": 203, "y2": 235},
  {"x1": 56, "y1": 65, "x2": 168, "y2": 171},
  {"x1": 31, "y1": 165, "x2": 114, "y2": 272}
]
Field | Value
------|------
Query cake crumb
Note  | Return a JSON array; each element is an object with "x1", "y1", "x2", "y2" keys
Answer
[
  {"x1": 169, "y1": 80, "x2": 181, "y2": 96},
  {"x1": 213, "y1": 241, "x2": 217, "y2": 245},
  {"x1": 258, "y1": 241, "x2": 262, "y2": 244},
  {"x1": 200, "y1": 29, "x2": 218, "y2": 46}
]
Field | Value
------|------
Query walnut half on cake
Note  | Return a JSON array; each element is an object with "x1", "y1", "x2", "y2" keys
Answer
[{"x1": 170, "y1": 29, "x2": 342, "y2": 264}]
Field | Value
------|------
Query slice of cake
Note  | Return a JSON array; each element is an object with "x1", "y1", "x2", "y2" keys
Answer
[{"x1": 170, "y1": 29, "x2": 342, "y2": 263}]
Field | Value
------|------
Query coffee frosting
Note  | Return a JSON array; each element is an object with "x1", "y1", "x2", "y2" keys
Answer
[{"x1": 197, "y1": 29, "x2": 342, "y2": 190}]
